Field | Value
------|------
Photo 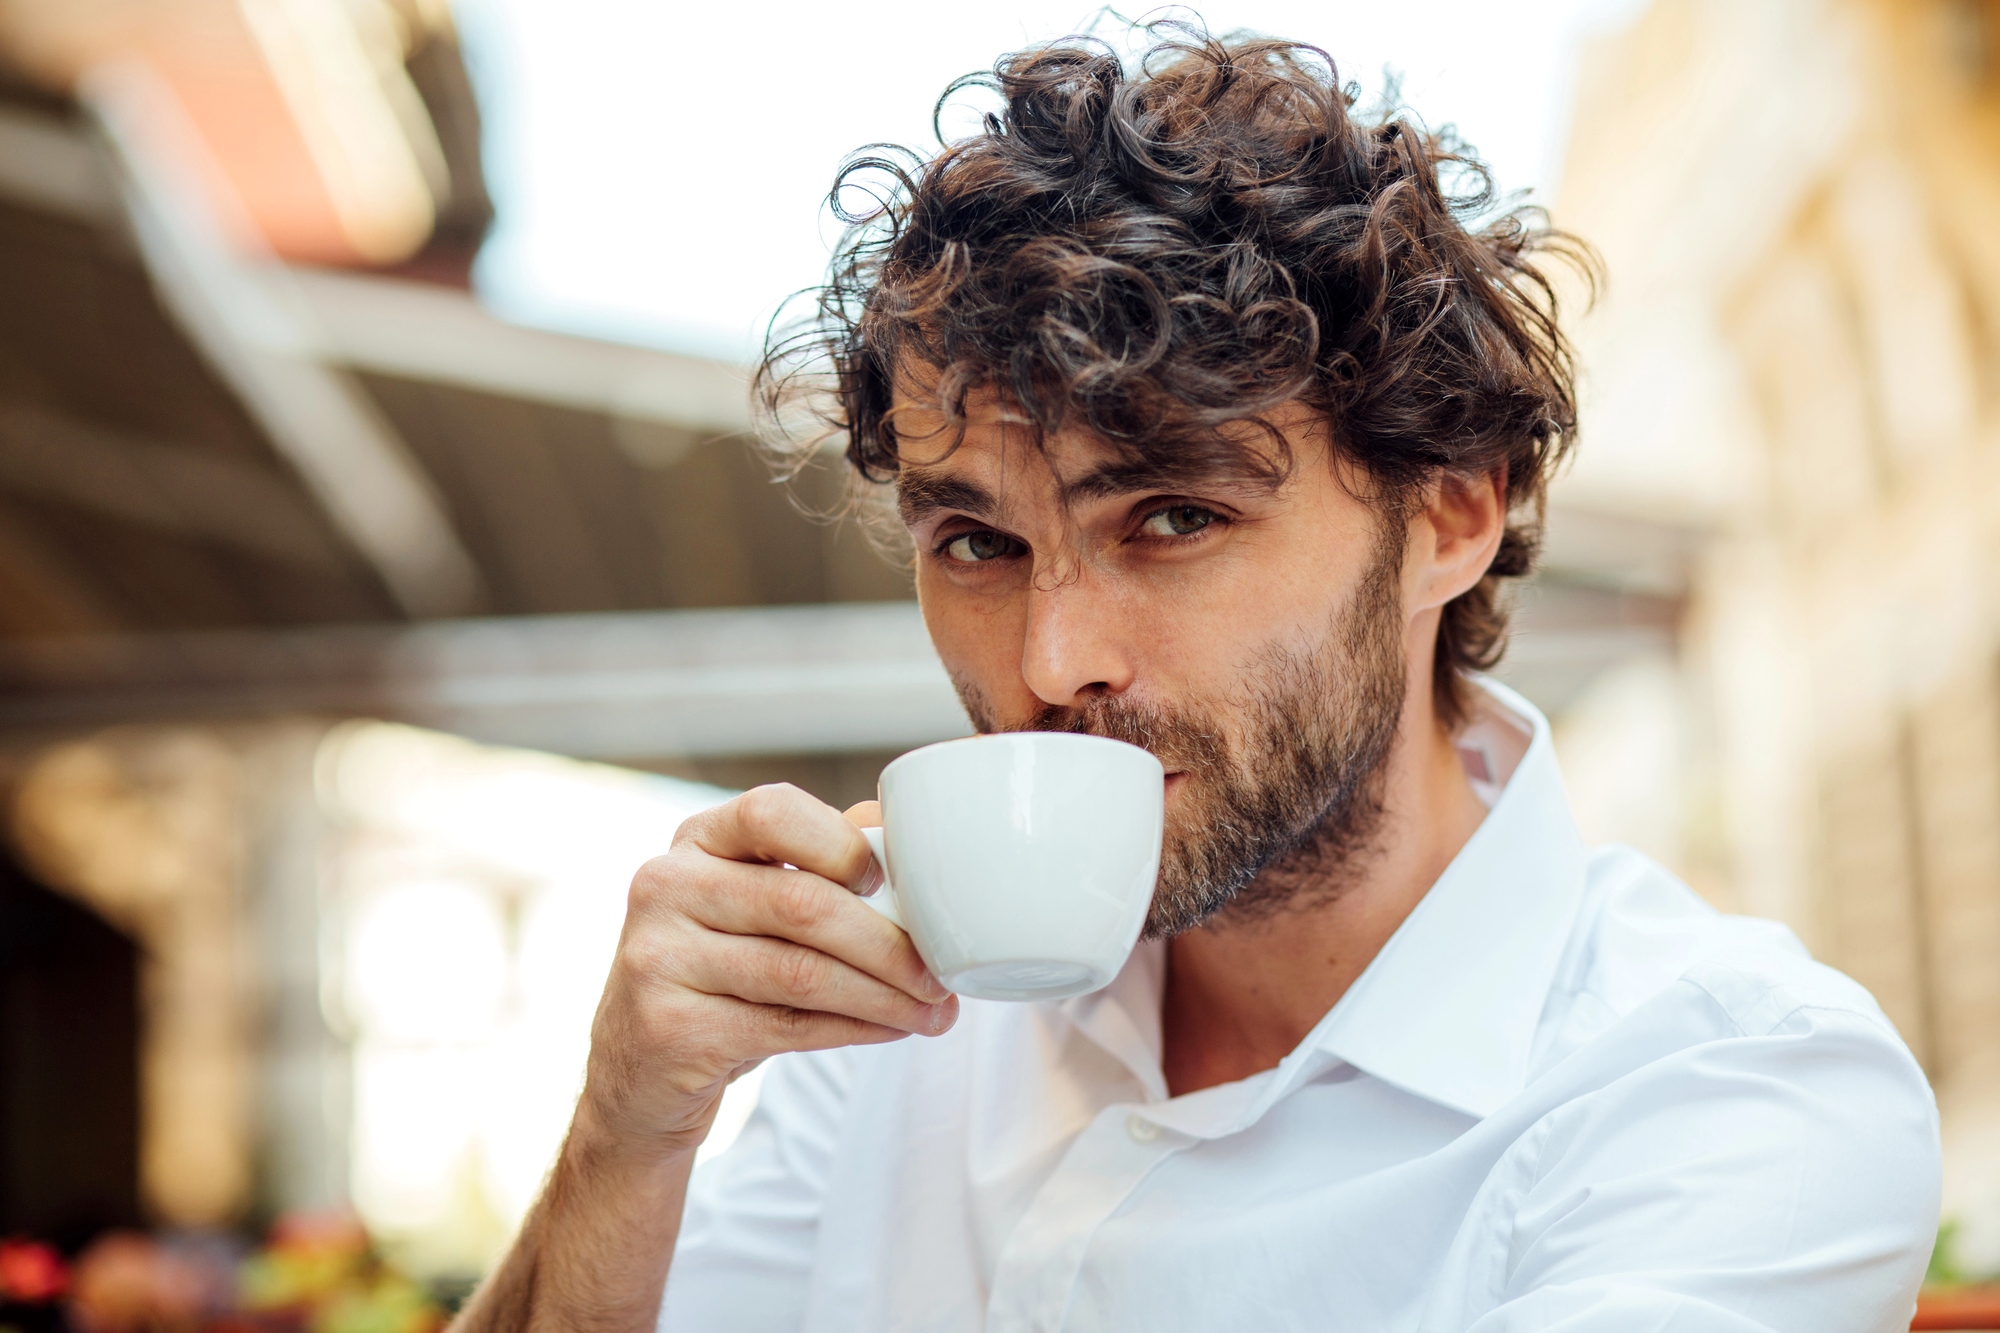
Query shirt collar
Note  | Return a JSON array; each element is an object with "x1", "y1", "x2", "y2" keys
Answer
[
  {"x1": 1060, "y1": 677, "x2": 1588, "y2": 1123},
  {"x1": 1299, "y1": 678, "x2": 1587, "y2": 1118}
]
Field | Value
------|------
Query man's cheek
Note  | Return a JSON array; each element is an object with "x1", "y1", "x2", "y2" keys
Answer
[
  {"x1": 943, "y1": 661, "x2": 1040, "y2": 734},
  {"x1": 927, "y1": 611, "x2": 1037, "y2": 724}
]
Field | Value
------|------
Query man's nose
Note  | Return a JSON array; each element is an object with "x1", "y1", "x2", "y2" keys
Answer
[{"x1": 1018, "y1": 564, "x2": 1137, "y2": 708}]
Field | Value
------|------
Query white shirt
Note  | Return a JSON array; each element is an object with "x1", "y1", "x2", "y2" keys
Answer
[{"x1": 660, "y1": 683, "x2": 1941, "y2": 1332}]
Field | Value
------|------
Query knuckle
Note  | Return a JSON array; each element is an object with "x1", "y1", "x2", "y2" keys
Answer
[
  {"x1": 628, "y1": 853, "x2": 676, "y2": 901},
  {"x1": 770, "y1": 873, "x2": 832, "y2": 933},
  {"x1": 631, "y1": 850, "x2": 711, "y2": 917},
  {"x1": 668, "y1": 809, "x2": 706, "y2": 849},
  {"x1": 772, "y1": 946, "x2": 830, "y2": 1004},
  {"x1": 611, "y1": 932, "x2": 677, "y2": 997},
  {"x1": 773, "y1": 1004, "x2": 820, "y2": 1044},
  {"x1": 612, "y1": 934, "x2": 657, "y2": 980},
  {"x1": 735, "y1": 783, "x2": 801, "y2": 835},
  {"x1": 655, "y1": 850, "x2": 744, "y2": 916}
]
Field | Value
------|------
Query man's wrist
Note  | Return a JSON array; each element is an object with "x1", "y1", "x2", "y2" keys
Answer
[{"x1": 563, "y1": 1093, "x2": 704, "y2": 1185}]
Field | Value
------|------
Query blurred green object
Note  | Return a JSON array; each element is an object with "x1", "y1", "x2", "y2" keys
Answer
[
  {"x1": 311, "y1": 1273, "x2": 442, "y2": 1333},
  {"x1": 236, "y1": 1212, "x2": 371, "y2": 1312},
  {"x1": 1929, "y1": 1219, "x2": 1969, "y2": 1288},
  {"x1": 237, "y1": 1212, "x2": 444, "y2": 1333}
]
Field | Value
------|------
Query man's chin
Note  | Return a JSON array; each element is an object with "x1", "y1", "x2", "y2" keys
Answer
[
  {"x1": 1141, "y1": 884, "x2": 1237, "y2": 941},
  {"x1": 1141, "y1": 838, "x2": 1244, "y2": 941}
]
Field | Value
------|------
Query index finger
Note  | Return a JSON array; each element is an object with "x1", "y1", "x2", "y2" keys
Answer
[{"x1": 679, "y1": 783, "x2": 876, "y2": 891}]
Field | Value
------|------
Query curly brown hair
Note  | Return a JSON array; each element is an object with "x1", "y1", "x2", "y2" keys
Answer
[{"x1": 759, "y1": 22, "x2": 1592, "y2": 728}]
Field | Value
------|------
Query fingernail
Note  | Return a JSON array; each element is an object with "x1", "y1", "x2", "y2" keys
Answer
[
  {"x1": 922, "y1": 971, "x2": 951, "y2": 1002},
  {"x1": 856, "y1": 858, "x2": 886, "y2": 898},
  {"x1": 928, "y1": 1002, "x2": 955, "y2": 1034}
]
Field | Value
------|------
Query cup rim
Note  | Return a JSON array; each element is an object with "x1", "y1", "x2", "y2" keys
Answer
[{"x1": 880, "y1": 730, "x2": 1164, "y2": 787}]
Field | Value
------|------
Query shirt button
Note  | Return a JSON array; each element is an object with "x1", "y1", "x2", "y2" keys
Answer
[{"x1": 1125, "y1": 1113, "x2": 1161, "y2": 1144}]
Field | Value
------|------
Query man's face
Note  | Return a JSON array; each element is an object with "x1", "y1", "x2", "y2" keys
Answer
[{"x1": 896, "y1": 392, "x2": 1420, "y2": 937}]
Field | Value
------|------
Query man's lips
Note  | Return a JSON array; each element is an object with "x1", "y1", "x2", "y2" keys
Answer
[{"x1": 1164, "y1": 771, "x2": 1188, "y2": 799}]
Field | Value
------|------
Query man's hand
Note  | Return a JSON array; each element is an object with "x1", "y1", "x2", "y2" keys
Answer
[
  {"x1": 451, "y1": 785, "x2": 954, "y2": 1333},
  {"x1": 580, "y1": 785, "x2": 955, "y2": 1157}
]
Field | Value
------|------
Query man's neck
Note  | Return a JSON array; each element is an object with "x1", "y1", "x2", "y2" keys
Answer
[{"x1": 1160, "y1": 699, "x2": 1490, "y2": 1098}]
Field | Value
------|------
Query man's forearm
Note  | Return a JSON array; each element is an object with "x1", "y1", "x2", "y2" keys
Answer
[{"x1": 451, "y1": 1108, "x2": 698, "y2": 1333}]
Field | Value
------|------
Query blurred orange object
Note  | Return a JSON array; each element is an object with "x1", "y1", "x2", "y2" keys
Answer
[
  {"x1": 0, "y1": 0, "x2": 446, "y2": 266},
  {"x1": 67, "y1": 1232, "x2": 205, "y2": 1333},
  {"x1": 1914, "y1": 1286, "x2": 2000, "y2": 1329},
  {"x1": 0, "y1": 1237, "x2": 68, "y2": 1302},
  {"x1": 266, "y1": 1212, "x2": 370, "y2": 1253}
]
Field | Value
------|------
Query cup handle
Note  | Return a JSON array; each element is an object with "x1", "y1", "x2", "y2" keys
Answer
[{"x1": 856, "y1": 826, "x2": 905, "y2": 929}]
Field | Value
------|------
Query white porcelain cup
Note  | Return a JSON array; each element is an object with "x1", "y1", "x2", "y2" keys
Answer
[{"x1": 857, "y1": 732, "x2": 1164, "y2": 1002}]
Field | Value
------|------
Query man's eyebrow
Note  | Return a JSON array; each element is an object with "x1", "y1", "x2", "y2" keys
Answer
[
  {"x1": 897, "y1": 471, "x2": 1000, "y2": 525},
  {"x1": 897, "y1": 457, "x2": 1282, "y2": 525},
  {"x1": 1057, "y1": 457, "x2": 1283, "y2": 506}
]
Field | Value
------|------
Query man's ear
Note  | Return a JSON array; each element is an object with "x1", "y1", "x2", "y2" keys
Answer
[{"x1": 1412, "y1": 471, "x2": 1506, "y2": 613}]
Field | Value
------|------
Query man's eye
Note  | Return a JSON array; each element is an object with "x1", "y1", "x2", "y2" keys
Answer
[
  {"x1": 1140, "y1": 505, "x2": 1217, "y2": 538},
  {"x1": 942, "y1": 530, "x2": 1018, "y2": 563}
]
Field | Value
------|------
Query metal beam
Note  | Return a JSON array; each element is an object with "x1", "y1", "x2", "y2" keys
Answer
[
  {"x1": 79, "y1": 64, "x2": 486, "y2": 618},
  {"x1": 284, "y1": 266, "x2": 754, "y2": 436},
  {"x1": 0, "y1": 406, "x2": 360, "y2": 576},
  {"x1": 0, "y1": 602, "x2": 972, "y2": 760},
  {"x1": 0, "y1": 105, "x2": 754, "y2": 441},
  {"x1": 0, "y1": 102, "x2": 121, "y2": 222}
]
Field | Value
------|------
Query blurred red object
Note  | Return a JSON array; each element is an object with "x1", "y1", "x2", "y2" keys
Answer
[
  {"x1": 1914, "y1": 1286, "x2": 2000, "y2": 1329},
  {"x1": 0, "y1": 1237, "x2": 68, "y2": 1302}
]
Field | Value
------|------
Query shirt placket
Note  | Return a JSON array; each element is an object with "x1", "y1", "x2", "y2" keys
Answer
[{"x1": 984, "y1": 1103, "x2": 1187, "y2": 1333}]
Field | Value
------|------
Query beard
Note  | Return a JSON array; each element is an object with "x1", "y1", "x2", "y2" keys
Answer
[{"x1": 957, "y1": 533, "x2": 1409, "y2": 938}]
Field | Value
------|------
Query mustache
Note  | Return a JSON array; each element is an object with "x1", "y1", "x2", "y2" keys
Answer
[{"x1": 1007, "y1": 696, "x2": 1229, "y2": 774}]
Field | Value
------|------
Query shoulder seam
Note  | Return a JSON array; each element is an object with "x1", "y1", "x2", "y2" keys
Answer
[{"x1": 1680, "y1": 961, "x2": 1901, "y2": 1045}]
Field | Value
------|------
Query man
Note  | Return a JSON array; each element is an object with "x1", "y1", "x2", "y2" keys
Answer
[{"x1": 457, "y1": 29, "x2": 1940, "y2": 1333}]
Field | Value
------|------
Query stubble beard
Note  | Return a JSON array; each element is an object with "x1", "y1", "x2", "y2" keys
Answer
[{"x1": 957, "y1": 535, "x2": 1410, "y2": 939}]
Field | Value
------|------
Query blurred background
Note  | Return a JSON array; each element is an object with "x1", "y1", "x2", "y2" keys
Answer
[{"x1": 0, "y1": 0, "x2": 1996, "y2": 1323}]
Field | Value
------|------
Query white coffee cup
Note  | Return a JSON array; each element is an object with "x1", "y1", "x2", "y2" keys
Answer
[{"x1": 857, "y1": 731, "x2": 1164, "y2": 1002}]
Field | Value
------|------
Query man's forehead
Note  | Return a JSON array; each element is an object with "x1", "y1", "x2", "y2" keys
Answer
[{"x1": 889, "y1": 383, "x2": 1029, "y2": 454}]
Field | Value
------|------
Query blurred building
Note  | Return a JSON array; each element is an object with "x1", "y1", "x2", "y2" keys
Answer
[{"x1": 1551, "y1": 0, "x2": 2000, "y2": 1269}]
